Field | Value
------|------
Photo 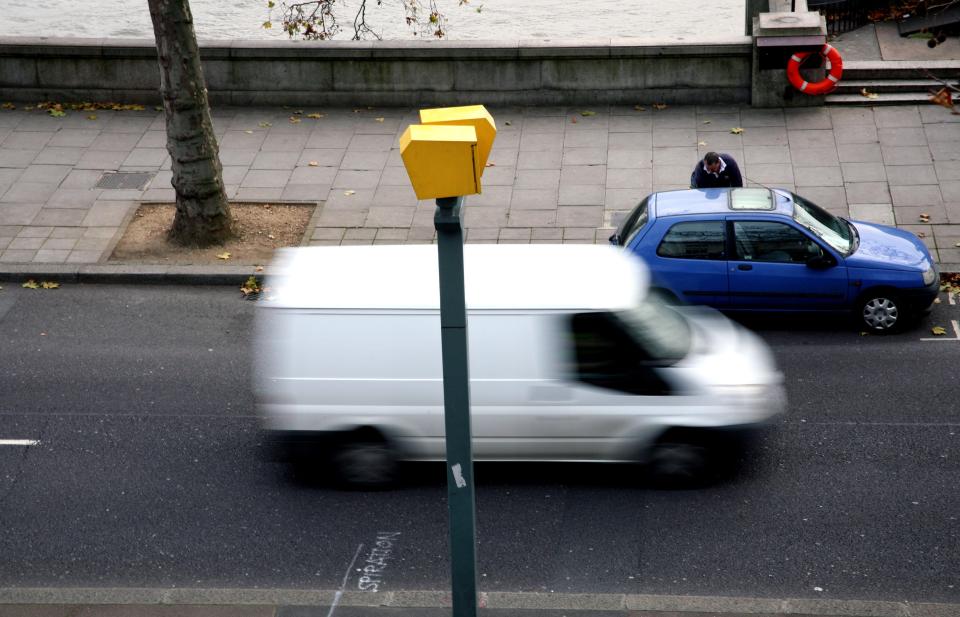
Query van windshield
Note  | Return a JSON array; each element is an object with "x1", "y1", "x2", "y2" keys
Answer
[{"x1": 614, "y1": 298, "x2": 691, "y2": 363}]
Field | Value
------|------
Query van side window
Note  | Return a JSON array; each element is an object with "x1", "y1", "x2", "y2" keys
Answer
[
  {"x1": 656, "y1": 220, "x2": 725, "y2": 260},
  {"x1": 567, "y1": 312, "x2": 672, "y2": 396}
]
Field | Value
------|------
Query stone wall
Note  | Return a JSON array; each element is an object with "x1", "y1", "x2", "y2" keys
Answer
[{"x1": 0, "y1": 36, "x2": 752, "y2": 106}]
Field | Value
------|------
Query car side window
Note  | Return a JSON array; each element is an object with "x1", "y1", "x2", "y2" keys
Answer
[
  {"x1": 567, "y1": 312, "x2": 671, "y2": 396},
  {"x1": 733, "y1": 221, "x2": 822, "y2": 264},
  {"x1": 655, "y1": 221, "x2": 725, "y2": 260}
]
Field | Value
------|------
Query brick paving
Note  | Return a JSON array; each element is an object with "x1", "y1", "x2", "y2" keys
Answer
[{"x1": 0, "y1": 103, "x2": 958, "y2": 268}]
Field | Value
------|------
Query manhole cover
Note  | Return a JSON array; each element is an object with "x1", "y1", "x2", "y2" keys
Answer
[{"x1": 96, "y1": 172, "x2": 154, "y2": 190}]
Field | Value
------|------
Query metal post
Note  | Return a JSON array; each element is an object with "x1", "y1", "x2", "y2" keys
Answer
[
  {"x1": 745, "y1": 0, "x2": 769, "y2": 35},
  {"x1": 433, "y1": 195, "x2": 478, "y2": 617}
]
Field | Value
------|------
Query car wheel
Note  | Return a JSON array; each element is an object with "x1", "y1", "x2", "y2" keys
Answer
[
  {"x1": 859, "y1": 292, "x2": 902, "y2": 332},
  {"x1": 645, "y1": 438, "x2": 710, "y2": 487},
  {"x1": 333, "y1": 439, "x2": 397, "y2": 488}
]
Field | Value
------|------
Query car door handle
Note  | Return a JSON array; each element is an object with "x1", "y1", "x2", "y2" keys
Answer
[{"x1": 737, "y1": 264, "x2": 753, "y2": 271}]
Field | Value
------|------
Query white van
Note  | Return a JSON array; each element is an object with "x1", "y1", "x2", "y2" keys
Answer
[{"x1": 255, "y1": 244, "x2": 785, "y2": 486}]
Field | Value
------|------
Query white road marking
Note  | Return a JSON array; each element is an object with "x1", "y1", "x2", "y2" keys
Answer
[
  {"x1": 949, "y1": 292, "x2": 956, "y2": 306},
  {"x1": 920, "y1": 319, "x2": 960, "y2": 342},
  {"x1": 0, "y1": 439, "x2": 39, "y2": 446},
  {"x1": 326, "y1": 543, "x2": 364, "y2": 617}
]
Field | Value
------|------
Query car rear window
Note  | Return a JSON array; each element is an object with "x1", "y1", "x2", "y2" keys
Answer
[
  {"x1": 656, "y1": 221, "x2": 725, "y2": 260},
  {"x1": 614, "y1": 197, "x2": 649, "y2": 246}
]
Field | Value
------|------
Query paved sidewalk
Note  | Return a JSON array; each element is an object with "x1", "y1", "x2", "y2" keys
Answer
[
  {"x1": 0, "y1": 103, "x2": 959, "y2": 271},
  {"x1": 3, "y1": 587, "x2": 959, "y2": 617}
]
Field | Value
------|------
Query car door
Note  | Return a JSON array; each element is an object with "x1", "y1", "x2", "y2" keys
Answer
[
  {"x1": 727, "y1": 219, "x2": 848, "y2": 310},
  {"x1": 636, "y1": 218, "x2": 729, "y2": 307}
]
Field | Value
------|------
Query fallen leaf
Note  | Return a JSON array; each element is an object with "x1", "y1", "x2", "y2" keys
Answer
[
  {"x1": 504, "y1": 121, "x2": 512, "y2": 126},
  {"x1": 22, "y1": 280, "x2": 40, "y2": 289},
  {"x1": 580, "y1": 110, "x2": 596, "y2": 117},
  {"x1": 702, "y1": 120, "x2": 711, "y2": 124},
  {"x1": 698, "y1": 141, "x2": 707, "y2": 147},
  {"x1": 930, "y1": 87, "x2": 956, "y2": 111},
  {"x1": 87, "y1": 114, "x2": 97, "y2": 120},
  {"x1": 955, "y1": 242, "x2": 960, "y2": 247},
  {"x1": 931, "y1": 326, "x2": 947, "y2": 335},
  {"x1": 48, "y1": 109, "x2": 66, "y2": 117},
  {"x1": 934, "y1": 297, "x2": 941, "y2": 304},
  {"x1": 267, "y1": 234, "x2": 275, "y2": 240},
  {"x1": 571, "y1": 117, "x2": 578, "y2": 124},
  {"x1": 259, "y1": 121, "x2": 272, "y2": 128},
  {"x1": 653, "y1": 103, "x2": 668, "y2": 110},
  {"x1": 918, "y1": 232, "x2": 926, "y2": 237},
  {"x1": 1, "y1": 102, "x2": 15, "y2": 110},
  {"x1": 40, "y1": 281, "x2": 60, "y2": 289},
  {"x1": 375, "y1": 117, "x2": 385, "y2": 122},
  {"x1": 241, "y1": 276, "x2": 262, "y2": 296},
  {"x1": 485, "y1": 163, "x2": 495, "y2": 167},
  {"x1": 255, "y1": 266, "x2": 264, "y2": 272},
  {"x1": 289, "y1": 116, "x2": 301, "y2": 124},
  {"x1": 244, "y1": 130, "x2": 253, "y2": 134},
  {"x1": 860, "y1": 88, "x2": 879, "y2": 100},
  {"x1": 633, "y1": 105, "x2": 646, "y2": 111},
  {"x1": 217, "y1": 252, "x2": 231, "y2": 260},
  {"x1": 306, "y1": 113, "x2": 325, "y2": 119},
  {"x1": 293, "y1": 110, "x2": 303, "y2": 115},
  {"x1": 308, "y1": 161, "x2": 319, "y2": 167},
  {"x1": 730, "y1": 127, "x2": 744, "y2": 134},
  {"x1": 344, "y1": 190, "x2": 356, "y2": 196},
  {"x1": 40, "y1": 332, "x2": 46, "y2": 336}
]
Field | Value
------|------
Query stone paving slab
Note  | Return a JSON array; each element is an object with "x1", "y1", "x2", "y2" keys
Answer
[{"x1": 1, "y1": 104, "x2": 960, "y2": 267}]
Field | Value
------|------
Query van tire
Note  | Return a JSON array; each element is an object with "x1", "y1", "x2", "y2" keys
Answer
[
  {"x1": 645, "y1": 433, "x2": 711, "y2": 487},
  {"x1": 333, "y1": 439, "x2": 397, "y2": 489}
]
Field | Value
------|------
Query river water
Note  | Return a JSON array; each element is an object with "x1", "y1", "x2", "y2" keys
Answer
[{"x1": 0, "y1": 0, "x2": 746, "y2": 41}]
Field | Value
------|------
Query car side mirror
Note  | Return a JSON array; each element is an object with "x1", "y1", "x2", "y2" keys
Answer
[{"x1": 806, "y1": 255, "x2": 835, "y2": 269}]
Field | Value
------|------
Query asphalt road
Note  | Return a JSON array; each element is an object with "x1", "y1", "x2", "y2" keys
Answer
[{"x1": 0, "y1": 284, "x2": 958, "y2": 603}]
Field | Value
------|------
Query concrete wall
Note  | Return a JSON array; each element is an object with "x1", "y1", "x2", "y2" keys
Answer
[{"x1": 0, "y1": 36, "x2": 752, "y2": 106}]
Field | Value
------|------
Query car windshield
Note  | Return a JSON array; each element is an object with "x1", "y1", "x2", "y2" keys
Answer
[
  {"x1": 792, "y1": 193, "x2": 854, "y2": 255},
  {"x1": 613, "y1": 297, "x2": 691, "y2": 364}
]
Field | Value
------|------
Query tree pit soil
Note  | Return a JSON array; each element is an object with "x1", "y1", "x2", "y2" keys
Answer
[{"x1": 109, "y1": 202, "x2": 315, "y2": 266}]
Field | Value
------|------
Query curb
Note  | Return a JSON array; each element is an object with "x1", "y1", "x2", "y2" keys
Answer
[
  {"x1": 1, "y1": 263, "x2": 959, "y2": 287},
  {"x1": 0, "y1": 264, "x2": 260, "y2": 285},
  {"x1": 1, "y1": 588, "x2": 959, "y2": 616}
]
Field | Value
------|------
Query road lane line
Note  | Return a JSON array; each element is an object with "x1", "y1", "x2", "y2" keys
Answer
[
  {"x1": 953, "y1": 319, "x2": 960, "y2": 338},
  {"x1": 949, "y1": 292, "x2": 956, "y2": 306},
  {"x1": 0, "y1": 440, "x2": 39, "y2": 446},
  {"x1": 327, "y1": 543, "x2": 364, "y2": 617}
]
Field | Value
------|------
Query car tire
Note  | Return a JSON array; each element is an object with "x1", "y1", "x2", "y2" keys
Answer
[
  {"x1": 333, "y1": 438, "x2": 397, "y2": 489},
  {"x1": 858, "y1": 292, "x2": 903, "y2": 333}
]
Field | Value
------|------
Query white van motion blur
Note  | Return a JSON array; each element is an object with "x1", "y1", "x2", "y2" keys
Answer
[{"x1": 255, "y1": 244, "x2": 785, "y2": 486}]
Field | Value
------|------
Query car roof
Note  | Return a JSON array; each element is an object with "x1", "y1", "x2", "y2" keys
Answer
[
  {"x1": 263, "y1": 244, "x2": 649, "y2": 311},
  {"x1": 652, "y1": 188, "x2": 794, "y2": 219}
]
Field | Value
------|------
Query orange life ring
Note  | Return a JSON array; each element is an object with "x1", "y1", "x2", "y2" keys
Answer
[{"x1": 787, "y1": 44, "x2": 843, "y2": 95}]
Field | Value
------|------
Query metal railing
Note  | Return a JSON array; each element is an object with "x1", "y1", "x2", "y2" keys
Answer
[{"x1": 807, "y1": 0, "x2": 884, "y2": 34}]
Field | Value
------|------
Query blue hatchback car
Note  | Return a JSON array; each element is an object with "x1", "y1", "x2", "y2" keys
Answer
[{"x1": 609, "y1": 188, "x2": 939, "y2": 332}]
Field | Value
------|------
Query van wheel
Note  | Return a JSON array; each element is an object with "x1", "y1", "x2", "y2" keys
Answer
[
  {"x1": 645, "y1": 438, "x2": 710, "y2": 487},
  {"x1": 858, "y1": 292, "x2": 902, "y2": 332},
  {"x1": 333, "y1": 440, "x2": 397, "y2": 489}
]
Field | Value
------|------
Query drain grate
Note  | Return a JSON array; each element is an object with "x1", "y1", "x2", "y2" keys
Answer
[{"x1": 96, "y1": 172, "x2": 154, "y2": 190}]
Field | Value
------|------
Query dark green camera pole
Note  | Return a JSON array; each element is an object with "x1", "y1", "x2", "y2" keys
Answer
[{"x1": 434, "y1": 195, "x2": 478, "y2": 617}]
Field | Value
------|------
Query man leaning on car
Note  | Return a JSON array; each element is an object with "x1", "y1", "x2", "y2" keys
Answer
[{"x1": 691, "y1": 152, "x2": 743, "y2": 189}]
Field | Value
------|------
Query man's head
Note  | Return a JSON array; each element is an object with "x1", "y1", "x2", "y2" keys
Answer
[{"x1": 704, "y1": 152, "x2": 721, "y2": 174}]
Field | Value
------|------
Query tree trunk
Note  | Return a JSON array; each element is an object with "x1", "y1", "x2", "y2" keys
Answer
[{"x1": 147, "y1": 0, "x2": 233, "y2": 247}]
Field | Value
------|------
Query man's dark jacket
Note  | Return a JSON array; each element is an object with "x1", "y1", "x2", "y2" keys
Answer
[{"x1": 690, "y1": 154, "x2": 744, "y2": 188}]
